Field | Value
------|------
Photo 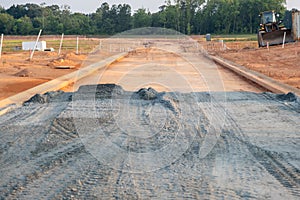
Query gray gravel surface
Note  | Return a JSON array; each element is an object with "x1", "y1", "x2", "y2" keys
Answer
[{"x1": 0, "y1": 84, "x2": 299, "y2": 199}]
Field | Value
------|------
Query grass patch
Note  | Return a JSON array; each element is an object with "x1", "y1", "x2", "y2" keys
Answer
[
  {"x1": 212, "y1": 34, "x2": 257, "y2": 42},
  {"x1": 0, "y1": 37, "x2": 100, "y2": 53}
]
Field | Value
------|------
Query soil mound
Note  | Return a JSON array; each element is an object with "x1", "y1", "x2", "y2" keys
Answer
[
  {"x1": 76, "y1": 84, "x2": 125, "y2": 99},
  {"x1": 23, "y1": 91, "x2": 64, "y2": 105},
  {"x1": 14, "y1": 69, "x2": 32, "y2": 77},
  {"x1": 48, "y1": 58, "x2": 78, "y2": 68},
  {"x1": 65, "y1": 52, "x2": 86, "y2": 60},
  {"x1": 136, "y1": 87, "x2": 158, "y2": 100},
  {"x1": 276, "y1": 92, "x2": 297, "y2": 102},
  {"x1": 48, "y1": 53, "x2": 86, "y2": 68}
]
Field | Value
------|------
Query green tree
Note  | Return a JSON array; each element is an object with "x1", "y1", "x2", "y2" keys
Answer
[
  {"x1": 151, "y1": 12, "x2": 165, "y2": 27},
  {"x1": 7, "y1": 4, "x2": 26, "y2": 19},
  {"x1": 133, "y1": 8, "x2": 152, "y2": 28},
  {"x1": 151, "y1": 6, "x2": 167, "y2": 28},
  {"x1": 175, "y1": 0, "x2": 205, "y2": 34},
  {"x1": 116, "y1": 4, "x2": 132, "y2": 33},
  {"x1": 0, "y1": 6, "x2": 6, "y2": 13},
  {"x1": 15, "y1": 15, "x2": 33, "y2": 35},
  {"x1": 194, "y1": 0, "x2": 286, "y2": 34},
  {"x1": 164, "y1": 5, "x2": 180, "y2": 30},
  {"x1": 91, "y1": 6, "x2": 104, "y2": 33},
  {"x1": 68, "y1": 13, "x2": 91, "y2": 34},
  {"x1": 0, "y1": 0, "x2": 289, "y2": 35},
  {"x1": 23, "y1": 3, "x2": 42, "y2": 19},
  {"x1": 45, "y1": 15, "x2": 61, "y2": 34},
  {"x1": 94, "y1": 3, "x2": 113, "y2": 34},
  {"x1": 0, "y1": 13, "x2": 15, "y2": 34},
  {"x1": 238, "y1": 0, "x2": 286, "y2": 33}
]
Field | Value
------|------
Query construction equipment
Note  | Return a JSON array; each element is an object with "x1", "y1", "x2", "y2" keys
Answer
[{"x1": 257, "y1": 11, "x2": 294, "y2": 47}]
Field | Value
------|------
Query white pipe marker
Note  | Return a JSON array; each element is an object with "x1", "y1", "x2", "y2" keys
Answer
[
  {"x1": 282, "y1": 32, "x2": 286, "y2": 48},
  {"x1": 58, "y1": 33, "x2": 64, "y2": 56},
  {"x1": 0, "y1": 34, "x2": 3, "y2": 59},
  {"x1": 30, "y1": 29, "x2": 42, "y2": 61},
  {"x1": 76, "y1": 37, "x2": 79, "y2": 54}
]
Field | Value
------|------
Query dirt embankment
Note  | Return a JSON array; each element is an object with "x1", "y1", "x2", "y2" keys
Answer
[{"x1": 216, "y1": 42, "x2": 300, "y2": 89}]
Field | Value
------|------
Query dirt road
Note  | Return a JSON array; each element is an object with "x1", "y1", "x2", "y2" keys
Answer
[
  {"x1": 72, "y1": 40, "x2": 264, "y2": 93},
  {"x1": 0, "y1": 39, "x2": 299, "y2": 199}
]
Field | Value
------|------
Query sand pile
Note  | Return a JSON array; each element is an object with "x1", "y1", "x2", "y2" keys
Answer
[
  {"x1": 48, "y1": 58, "x2": 78, "y2": 68},
  {"x1": 48, "y1": 53, "x2": 86, "y2": 68}
]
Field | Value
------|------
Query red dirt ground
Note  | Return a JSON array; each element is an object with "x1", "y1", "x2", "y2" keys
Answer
[
  {"x1": 216, "y1": 42, "x2": 300, "y2": 89},
  {"x1": 0, "y1": 51, "x2": 87, "y2": 100}
]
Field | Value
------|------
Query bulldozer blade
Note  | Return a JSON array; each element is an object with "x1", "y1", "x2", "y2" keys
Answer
[{"x1": 258, "y1": 30, "x2": 294, "y2": 47}]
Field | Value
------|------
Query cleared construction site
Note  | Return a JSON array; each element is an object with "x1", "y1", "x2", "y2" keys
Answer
[{"x1": 0, "y1": 28, "x2": 299, "y2": 199}]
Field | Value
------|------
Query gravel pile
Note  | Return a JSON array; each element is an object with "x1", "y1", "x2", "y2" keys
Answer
[{"x1": 0, "y1": 84, "x2": 299, "y2": 199}]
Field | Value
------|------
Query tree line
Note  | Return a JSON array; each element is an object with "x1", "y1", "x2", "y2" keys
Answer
[{"x1": 0, "y1": 0, "x2": 288, "y2": 35}]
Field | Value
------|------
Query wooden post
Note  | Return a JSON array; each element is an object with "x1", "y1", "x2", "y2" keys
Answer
[
  {"x1": 58, "y1": 33, "x2": 64, "y2": 56},
  {"x1": 30, "y1": 29, "x2": 42, "y2": 61},
  {"x1": 0, "y1": 34, "x2": 3, "y2": 59}
]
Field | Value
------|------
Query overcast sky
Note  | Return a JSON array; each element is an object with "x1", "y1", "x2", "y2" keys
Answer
[{"x1": 0, "y1": 0, "x2": 300, "y2": 13}]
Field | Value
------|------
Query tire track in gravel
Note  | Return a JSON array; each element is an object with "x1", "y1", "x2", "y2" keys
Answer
[
  {"x1": 193, "y1": 92, "x2": 299, "y2": 199},
  {"x1": 196, "y1": 94, "x2": 261, "y2": 198},
  {"x1": 0, "y1": 99, "x2": 83, "y2": 199},
  {"x1": 1, "y1": 85, "x2": 299, "y2": 198},
  {"x1": 0, "y1": 105, "x2": 50, "y2": 154},
  {"x1": 222, "y1": 93, "x2": 300, "y2": 198},
  {"x1": 57, "y1": 163, "x2": 114, "y2": 199},
  {"x1": 0, "y1": 102, "x2": 69, "y2": 159},
  {"x1": 1, "y1": 101, "x2": 123, "y2": 200},
  {"x1": 91, "y1": 92, "x2": 221, "y2": 199},
  {"x1": 11, "y1": 151, "x2": 95, "y2": 200},
  {"x1": 0, "y1": 106, "x2": 42, "y2": 126},
  {"x1": 0, "y1": 139, "x2": 86, "y2": 199},
  {"x1": 50, "y1": 117, "x2": 78, "y2": 140},
  {"x1": 246, "y1": 141, "x2": 300, "y2": 196},
  {"x1": 70, "y1": 87, "x2": 199, "y2": 199},
  {"x1": 218, "y1": 126, "x2": 274, "y2": 198}
]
